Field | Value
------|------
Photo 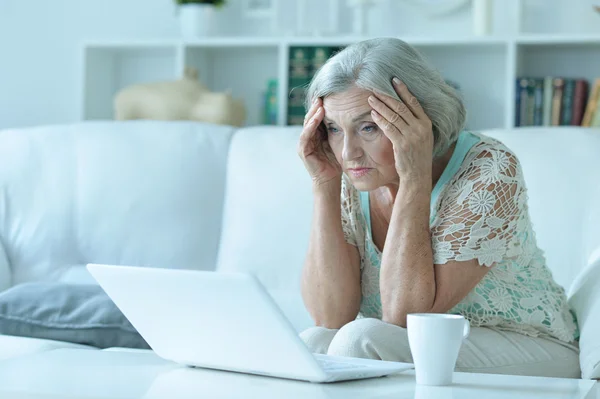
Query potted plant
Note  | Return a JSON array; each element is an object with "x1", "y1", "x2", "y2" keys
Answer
[{"x1": 175, "y1": 0, "x2": 226, "y2": 38}]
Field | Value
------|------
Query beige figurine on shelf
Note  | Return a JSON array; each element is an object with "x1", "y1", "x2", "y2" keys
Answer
[{"x1": 114, "y1": 67, "x2": 246, "y2": 127}]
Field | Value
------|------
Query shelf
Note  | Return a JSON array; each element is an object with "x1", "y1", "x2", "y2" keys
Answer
[
  {"x1": 517, "y1": 43, "x2": 600, "y2": 82},
  {"x1": 516, "y1": 35, "x2": 600, "y2": 45},
  {"x1": 82, "y1": 40, "x2": 182, "y2": 49},
  {"x1": 80, "y1": 34, "x2": 600, "y2": 130},
  {"x1": 82, "y1": 35, "x2": 509, "y2": 49},
  {"x1": 81, "y1": 35, "x2": 600, "y2": 49},
  {"x1": 82, "y1": 47, "x2": 179, "y2": 121},
  {"x1": 185, "y1": 46, "x2": 279, "y2": 126},
  {"x1": 419, "y1": 45, "x2": 507, "y2": 131}
]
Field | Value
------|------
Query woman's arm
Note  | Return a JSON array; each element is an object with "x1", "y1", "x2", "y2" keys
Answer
[
  {"x1": 301, "y1": 180, "x2": 362, "y2": 329},
  {"x1": 378, "y1": 179, "x2": 489, "y2": 327},
  {"x1": 369, "y1": 78, "x2": 492, "y2": 327}
]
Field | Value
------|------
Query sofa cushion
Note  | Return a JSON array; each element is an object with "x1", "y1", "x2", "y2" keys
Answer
[
  {"x1": 0, "y1": 121, "x2": 233, "y2": 285},
  {"x1": 0, "y1": 241, "x2": 10, "y2": 292},
  {"x1": 216, "y1": 126, "x2": 314, "y2": 332},
  {"x1": 568, "y1": 255, "x2": 600, "y2": 379},
  {"x1": 0, "y1": 282, "x2": 150, "y2": 349},
  {"x1": 483, "y1": 128, "x2": 600, "y2": 290}
]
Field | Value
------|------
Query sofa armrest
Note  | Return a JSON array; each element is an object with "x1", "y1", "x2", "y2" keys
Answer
[
  {"x1": 569, "y1": 256, "x2": 600, "y2": 379},
  {"x1": 0, "y1": 240, "x2": 11, "y2": 292}
]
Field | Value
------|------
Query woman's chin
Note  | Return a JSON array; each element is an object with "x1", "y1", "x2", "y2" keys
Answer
[{"x1": 348, "y1": 177, "x2": 377, "y2": 192}]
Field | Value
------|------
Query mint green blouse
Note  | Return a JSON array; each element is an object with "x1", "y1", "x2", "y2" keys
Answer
[{"x1": 340, "y1": 131, "x2": 579, "y2": 342}]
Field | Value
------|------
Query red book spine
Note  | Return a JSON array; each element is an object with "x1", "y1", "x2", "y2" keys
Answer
[{"x1": 571, "y1": 79, "x2": 589, "y2": 126}]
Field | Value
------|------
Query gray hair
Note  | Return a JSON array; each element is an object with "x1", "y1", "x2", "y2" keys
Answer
[{"x1": 304, "y1": 37, "x2": 467, "y2": 158}]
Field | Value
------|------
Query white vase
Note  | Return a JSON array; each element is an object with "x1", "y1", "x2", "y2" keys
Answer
[
  {"x1": 179, "y1": 4, "x2": 214, "y2": 38},
  {"x1": 472, "y1": 0, "x2": 493, "y2": 36}
]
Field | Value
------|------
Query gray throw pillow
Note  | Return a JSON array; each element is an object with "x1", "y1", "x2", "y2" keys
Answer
[{"x1": 0, "y1": 282, "x2": 150, "y2": 349}]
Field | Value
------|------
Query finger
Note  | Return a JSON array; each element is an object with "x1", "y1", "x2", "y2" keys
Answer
[
  {"x1": 392, "y1": 78, "x2": 428, "y2": 120},
  {"x1": 371, "y1": 109, "x2": 403, "y2": 143},
  {"x1": 371, "y1": 89, "x2": 415, "y2": 126},
  {"x1": 299, "y1": 107, "x2": 324, "y2": 154},
  {"x1": 368, "y1": 95, "x2": 409, "y2": 133},
  {"x1": 303, "y1": 97, "x2": 322, "y2": 127}
]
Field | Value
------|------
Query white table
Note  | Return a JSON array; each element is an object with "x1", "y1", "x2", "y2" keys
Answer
[{"x1": 0, "y1": 348, "x2": 595, "y2": 399}]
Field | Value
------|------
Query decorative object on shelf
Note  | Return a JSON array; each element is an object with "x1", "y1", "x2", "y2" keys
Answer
[
  {"x1": 175, "y1": 0, "x2": 226, "y2": 38},
  {"x1": 472, "y1": 0, "x2": 492, "y2": 36},
  {"x1": 346, "y1": 0, "x2": 379, "y2": 35},
  {"x1": 402, "y1": 0, "x2": 469, "y2": 17},
  {"x1": 242, "y1": 0, "x2": 279, "y2": 33},
  {"x1": 114, "y1": 67, "x2": 246, "y2": 127},
  {"x1": 263, "y1": 79, "x2": 278, "y2": 125}
]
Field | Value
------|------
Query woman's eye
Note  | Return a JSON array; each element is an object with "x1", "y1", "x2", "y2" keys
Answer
[
  {"x1": 362, "y1": 125, "x2": 377, "y2": 134},
  {"x1": 327, "y1": 126, "x2": 341, "y2": 135}
]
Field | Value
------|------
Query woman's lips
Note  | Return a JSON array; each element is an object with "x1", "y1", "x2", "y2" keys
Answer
[{"x1": 348, "y1": 168, "x2": 372, "y2": 178}]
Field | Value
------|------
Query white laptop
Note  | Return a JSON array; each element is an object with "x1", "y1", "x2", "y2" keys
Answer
[{"x1": 86, "y1": 264, "x2": 413, "y2": 383}]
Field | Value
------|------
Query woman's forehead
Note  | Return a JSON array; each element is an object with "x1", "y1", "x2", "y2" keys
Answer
[{"x1": 322, "y1": 88, "x2": 372, "y2": 123}]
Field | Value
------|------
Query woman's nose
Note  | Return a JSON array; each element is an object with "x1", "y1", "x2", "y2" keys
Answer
[{"x1": 342, "y1": 135, "x2": 363, "y2": 162}]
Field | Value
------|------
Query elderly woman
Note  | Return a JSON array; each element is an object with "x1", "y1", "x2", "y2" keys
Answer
[{"x1": 297, "y1": 38, "x2": 579, "y2": 378}]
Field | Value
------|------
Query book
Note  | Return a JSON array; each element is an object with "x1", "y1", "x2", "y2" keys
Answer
[
  {"x1": 591, "y1": 106, "x2": 600, "y2": 127},
  {"x1": 525, "y1": 78, "x2": 536, "y2": 126},
  {"x1": 542, "y1": 77, "x2": 553, "y2": 126},
  {"x1": 571, "y1": 79, "x2": 589, "y2": 126},
  {"x1": 514, "y1": 79, "x2": 521, "y2": 127},
  {"x1": 533, "y1": 78, "x2": 544, "y2": 126},
  {"x1": 582, "y1": 78, "x2": 600, "y2": 127},
  {"x1": 286, "y1": 46, "x2": 344, "y2": 125},
  {"x1": 560, "y1": 79, "x2": 576, "y2": 125},
  {"x1": 516, "y1": 76, "x2": 592, "y2": 127},
  {"x1": 287, "y1": 46, "x2": 314, "y2": 125},
  {"x1": 518, "y1": 78, "x2": 530, "y2": 126},
  {"x1": 551, "y1": 78, "x2": 564, "y2": 126}
]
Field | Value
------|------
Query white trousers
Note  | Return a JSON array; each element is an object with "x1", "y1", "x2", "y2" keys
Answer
[{"x1": 300, "y1": 318, "x2": 581, "y2": 378}]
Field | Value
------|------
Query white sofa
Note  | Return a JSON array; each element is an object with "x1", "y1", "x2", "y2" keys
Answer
[{"x1": 0, "y1": 121, "x2": 598, "y2": 380}]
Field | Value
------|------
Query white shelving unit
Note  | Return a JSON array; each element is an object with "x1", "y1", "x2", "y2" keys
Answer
[{"x1": 79, "y1": 34, "x2": 600, "y2": 130}]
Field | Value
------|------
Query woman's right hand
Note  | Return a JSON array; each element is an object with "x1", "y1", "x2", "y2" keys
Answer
[{"x1": 298, "y1": 98, "x2": 342, "y2": 188}]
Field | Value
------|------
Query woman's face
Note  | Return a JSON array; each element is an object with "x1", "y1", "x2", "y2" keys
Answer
[{"x1": 322, "y1": 86, "x2": 398, "y2": 191}]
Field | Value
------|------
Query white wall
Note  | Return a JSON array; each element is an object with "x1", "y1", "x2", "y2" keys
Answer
[
  {"x1": 0, "y1": 0, "x2": 180, "y2": 130},
  {"x1": 1, "y1": 0, "x2": 599, "y2": 130}
]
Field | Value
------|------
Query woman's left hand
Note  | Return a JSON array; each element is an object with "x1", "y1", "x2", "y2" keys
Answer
[{"x1": 368, "y1": 78, "x2": 434, "y2": 183}]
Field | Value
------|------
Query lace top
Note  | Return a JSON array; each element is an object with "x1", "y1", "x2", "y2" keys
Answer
[{"x1": 341, "y1": 131, "x2": 579, "y2": 343}]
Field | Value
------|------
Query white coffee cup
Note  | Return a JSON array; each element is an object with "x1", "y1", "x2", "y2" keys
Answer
[{"x1": 407, "y1": 313, "x2": 470, "y2": 386}]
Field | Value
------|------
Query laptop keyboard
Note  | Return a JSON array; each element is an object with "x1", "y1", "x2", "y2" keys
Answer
[{"x1": 317, "y1": 358, "x2": 365, "y2": 371}]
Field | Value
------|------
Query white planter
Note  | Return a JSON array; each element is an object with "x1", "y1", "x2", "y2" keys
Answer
[
  {"x1": 179, "y1": 4, "x2": 215, "y2": 38},
  {"x1": 472, "y1": 0, "x2": 493, "y2": 36}
]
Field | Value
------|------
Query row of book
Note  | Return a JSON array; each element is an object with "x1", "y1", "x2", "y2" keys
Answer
[
  {"x1": 262, "y1": 46, "x2": 465, "y2": 126},
  {"x1": 516, "y1": 77, "x2": 600, "y2": 127},
  {"x1": 287, "y1": 46, "x2": 344, "y2": 125}
]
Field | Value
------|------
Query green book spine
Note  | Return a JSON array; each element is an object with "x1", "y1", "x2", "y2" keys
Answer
[
  {"x1": 287, "y1": 46, "x2": 314, "y2": 125},
  {"x1": 542, "y1": 77, "x2": 553, "y2": 126}
]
